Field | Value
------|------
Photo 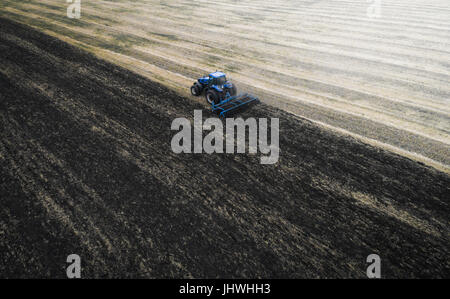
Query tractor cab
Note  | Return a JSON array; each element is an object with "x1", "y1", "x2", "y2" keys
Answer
[
  {"x1": 208, "y1": 71, "x2": 228, "y2": 88},
  {"x1": 198, "y1": 71, "x2": 229, "y2": 88}
]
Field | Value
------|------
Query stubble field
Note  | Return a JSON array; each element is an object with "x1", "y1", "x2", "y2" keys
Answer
[{"x1": 0, "y1": 0, "x2": 449, "y2": 171}]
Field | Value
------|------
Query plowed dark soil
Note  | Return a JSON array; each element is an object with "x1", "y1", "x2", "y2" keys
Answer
[{"x1": 0, "y1": 18, "x2": 449, "y2": 278}]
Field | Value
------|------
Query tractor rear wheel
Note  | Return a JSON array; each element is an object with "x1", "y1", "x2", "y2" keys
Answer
[
  {"x1": 206, "y1": 90, "x2": 220, "y2": 105},
  {"x1": 229, "y1": 84, "x2": 237, "y2": 96}
]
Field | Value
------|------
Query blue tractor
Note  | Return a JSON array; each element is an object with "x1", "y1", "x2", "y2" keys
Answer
[{"x1": 190, "y1": 71, "x2": 259, "y2": 118}]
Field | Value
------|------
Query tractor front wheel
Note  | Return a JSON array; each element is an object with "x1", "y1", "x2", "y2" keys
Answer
[
  {"x1": 190, "y1": 83, "x2": 201, "y2": 96},
  {"x1": 206, "y1": 90, "x2": 219, "y2": 105}
]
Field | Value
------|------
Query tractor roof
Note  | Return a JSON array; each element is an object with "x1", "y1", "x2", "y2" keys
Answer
[{"x1": 209, "y1": 71, "x2": 226, "y2": 78}]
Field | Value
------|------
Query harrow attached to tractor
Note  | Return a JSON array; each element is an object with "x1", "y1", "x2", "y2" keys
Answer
[{"x1": 190, "y1": 71, "x2": 259, "y2": 118}]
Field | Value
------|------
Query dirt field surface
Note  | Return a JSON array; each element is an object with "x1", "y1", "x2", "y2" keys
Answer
[
  {"x1": 0, "y1": 18, "x2": 449, "y2": 278},
  {"x1": 0, "y1": 0, "x2": 449, "y2": 172}
]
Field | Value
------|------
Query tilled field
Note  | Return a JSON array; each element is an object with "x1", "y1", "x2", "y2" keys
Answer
[{"x1": 0, "y1": 18, "x2": 449, "y2": 278}]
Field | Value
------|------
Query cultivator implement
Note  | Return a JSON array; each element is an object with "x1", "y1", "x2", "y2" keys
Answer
[{"x1": 211, "y1": 93, "x2": 259, "y2": 118}]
